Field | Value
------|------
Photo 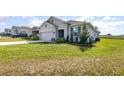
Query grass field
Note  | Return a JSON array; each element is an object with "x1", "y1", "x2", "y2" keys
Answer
[
  {"x1": 100, "y1": 35, "x2": 124, "y2": 39},
  {"x1": 0, "y1": 36, "x2": 26, "y2": 42},
  {"x1": 0, "y1": 38, "x2": 124, "y2": 75}
]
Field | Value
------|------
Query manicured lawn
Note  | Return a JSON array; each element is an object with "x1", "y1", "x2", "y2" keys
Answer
[
  {"x1": 0, "y1": 36, "x2": 26, "y2": 42},
  {"x1": 0, "y1": 38, "x2": 124, "y2": 75}
]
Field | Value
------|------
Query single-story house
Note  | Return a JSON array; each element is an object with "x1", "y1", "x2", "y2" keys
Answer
[{"x1": 39, "y1": 16, "x2": 100, "y2": 42}]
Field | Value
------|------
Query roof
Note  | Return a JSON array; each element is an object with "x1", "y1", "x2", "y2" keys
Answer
[
  {"x1": 41, "y1": 16, "x2": 100, "y2": 33},
  {"x1": 32, "y1": 26, "x2": 40, "y2": 31},
  {"x1": 19, "y1": 26, "x2": 31, "y2": 29},
  {"x1": 47, "y1": 16, "x2": 67, "y2": 24},
  {"x1": 67, "y1": 20, "x2": 83, "y2": 26},
  {"x1": 67, "y1": 20, "x2": 99, "y2": 33}
]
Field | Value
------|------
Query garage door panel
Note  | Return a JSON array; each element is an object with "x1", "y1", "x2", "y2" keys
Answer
[{"x1": 41, "y1": 32, "x2": 55, "y2": 42}]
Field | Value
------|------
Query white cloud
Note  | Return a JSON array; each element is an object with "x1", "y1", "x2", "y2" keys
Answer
[
  {"x1": 76, "y1": 16, "x2": 95, "y2": 22},
  {"x1": 102, "y1": 16, "x2": 111, "y2": 21},
  {"x1": 76, "y1": 16, "x2": 124, "y2": 35},
  {"x1": 0, "y1": 16, "x2": 7, "y2": 21},
  {"x1": 1, "y1": 22, "x2": 6, "y2": 25},
  {"x1": 92, "y1": 17, "x2": 124, "y2": 35},
  {"x1": 29, "y1": 19, "x2": 45, "y2": 27}
]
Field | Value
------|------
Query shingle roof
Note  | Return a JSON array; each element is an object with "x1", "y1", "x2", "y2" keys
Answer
[
  {"x1": 17, "y1": 26, "x2": 31, "y2": 32},
  {"x1": 67, "y1": 20, "x2": 99, "y2": 33},
  {"x1": 67, "y1": 20, "x2": 83, "y2": 26},
  {"x1": 19, "y1": 26, "x2": 31, "y2": 29}
]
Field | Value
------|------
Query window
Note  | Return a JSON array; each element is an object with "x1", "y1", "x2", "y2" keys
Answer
[
  {"x1": 73, "y1": 27, "x2": 78, "y2": 32},
  {"x1": 73, "y1": 27, "x2": 81, "y2": 36},
  {"x1": 73, "y1": 32, "x2": 78, "y2": 36}
]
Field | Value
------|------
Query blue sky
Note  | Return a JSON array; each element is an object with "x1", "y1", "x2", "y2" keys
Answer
[{"x1": 0, "y1": 16, "x2": 124, "y2": 35}]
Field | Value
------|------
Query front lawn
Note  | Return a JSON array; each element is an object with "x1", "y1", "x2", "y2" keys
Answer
[
  {"x1": 0, "y1": 36, "x2": 26, "y2": 42},
  {"x1": 0, "y1": 39, "x2": 124, "y2": 75}
]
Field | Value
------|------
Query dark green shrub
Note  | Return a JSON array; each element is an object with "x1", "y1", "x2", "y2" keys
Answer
[
  {"x1": 56, "y1": 38, "x2": 65, "y2": 43},
  {"x1": 29, "y1": 35, "x2": 39, "y2": 40}
]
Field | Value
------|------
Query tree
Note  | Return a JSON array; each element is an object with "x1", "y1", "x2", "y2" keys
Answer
[{"x1": 80, "y1": 21, "x2": 90, "y2": 44}]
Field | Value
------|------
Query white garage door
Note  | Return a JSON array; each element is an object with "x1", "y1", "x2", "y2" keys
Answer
[{"x1": 41, "y1": 32, "x2": 55, "y2": 42}]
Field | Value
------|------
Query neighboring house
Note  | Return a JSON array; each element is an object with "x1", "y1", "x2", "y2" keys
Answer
[
  {"x1": 18, "y1": 26, "x2": 32, "y2": 36},
  {"x1": 5, "y1": 26, "x2": 32, "y2": 36},
  {"x1": 5, "y1": 28, "x2": 11, "y2": 34},
  {"x1": 39, "y1": 16, "x2": 100, "y2": 42}
]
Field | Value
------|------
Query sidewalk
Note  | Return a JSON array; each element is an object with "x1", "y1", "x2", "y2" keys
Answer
[{"x1": 0, "y1": 40, "x2": 43, "y2": 46}]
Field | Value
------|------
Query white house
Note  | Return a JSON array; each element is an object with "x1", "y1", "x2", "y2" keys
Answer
[
  {"x1": 39, "y1": 16, "x2": 68, "y2": 42},
  {"x1": 39, "y1": 16, "x2": 99, "y2": 42}
]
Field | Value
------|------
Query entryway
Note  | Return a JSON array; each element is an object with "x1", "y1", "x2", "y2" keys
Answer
[{"x1": 58, "y1": 29, "x2": 64, "y2": 38}]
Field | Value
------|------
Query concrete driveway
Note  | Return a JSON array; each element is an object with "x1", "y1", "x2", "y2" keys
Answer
[{"x1": 0, "y1": 40, "x2": 44, "y2": 46}]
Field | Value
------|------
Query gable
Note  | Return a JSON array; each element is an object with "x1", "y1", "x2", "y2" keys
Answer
[
  {"x1": 47, "y1": 16, "x2": 66, "y2": 25},
  {"x1": 47, "y1": 16, "x2": 67, "y2": 29},
  {"x1": 39, "y1": 21, "x2": 56, "y2": 32}
]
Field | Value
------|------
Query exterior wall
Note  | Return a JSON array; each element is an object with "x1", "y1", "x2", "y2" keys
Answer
[
  {"x1": 68, "y1": 25, "x2": 98, "y2": 42},
  {"x1": 88, "y1": 27, "x2": 97, "y2": 40},
  {"x1": 68, "y1": 26, "x2": 81, "y2": 42}
]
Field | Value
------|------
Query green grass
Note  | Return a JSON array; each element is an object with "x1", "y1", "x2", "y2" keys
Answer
[
  {"x1": 0, "y1": 37, "x2": 26, "y2": 42},
  {"x1": 0, "y1": 38, "x2": 124, "y2": 75},
  {"x1": 100, "y1": 35, "x2": 124, "y2": 40}
]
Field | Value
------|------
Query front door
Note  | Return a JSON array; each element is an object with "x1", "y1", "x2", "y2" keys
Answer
[{"x1": 58, "y1": 30, "x2": 64, "y2": 38}]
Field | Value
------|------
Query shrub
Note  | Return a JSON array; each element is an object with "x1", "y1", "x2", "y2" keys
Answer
[
  {"x1": 56, "y1": 38, "x2": 65, "y2": 43},
  {"x1": 29, "y1": 35, "x2": 39, "y2": 40}
]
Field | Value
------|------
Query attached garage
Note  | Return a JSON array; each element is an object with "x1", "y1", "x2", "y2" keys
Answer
[
  {"x1": 40, "y1": 31, "x2": 56, "y2": 42},
  {"x1": 39, "y1": 21, "x2": 57, "y2": 42}
]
